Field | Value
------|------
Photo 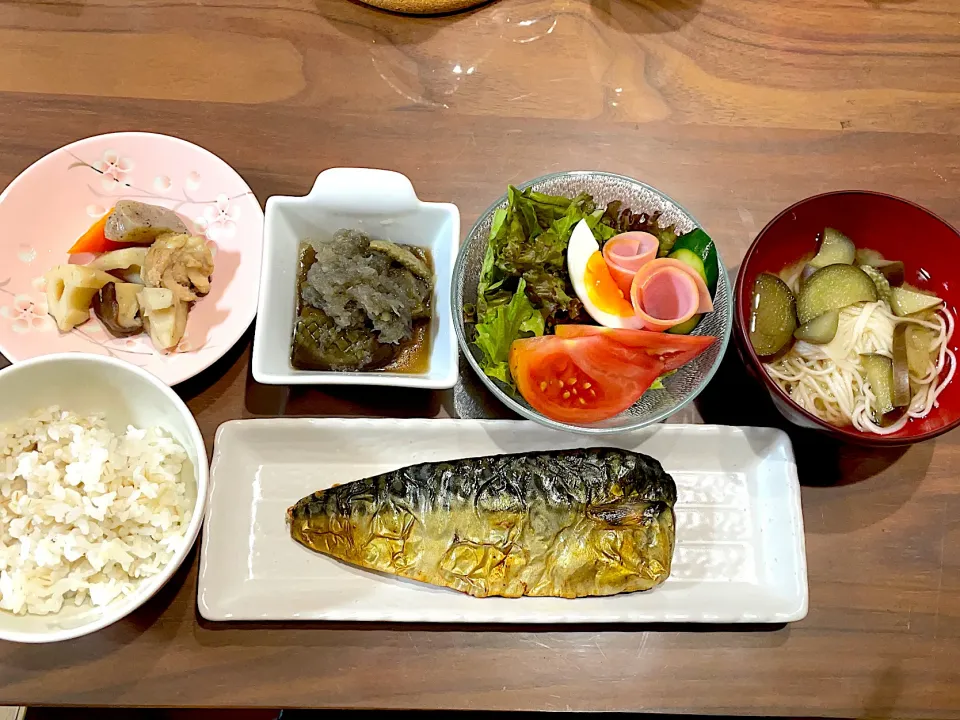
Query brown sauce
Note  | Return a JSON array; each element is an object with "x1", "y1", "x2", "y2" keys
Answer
[{"x1": 380, "y1": 318, "x2": 432, "y2": 374}]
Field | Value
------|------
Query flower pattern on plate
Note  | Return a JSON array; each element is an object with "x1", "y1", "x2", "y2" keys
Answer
[
  {"x1": 195, "y1": 194, "x2": 239, "y2": 241},
  {"x1": 0, "y1": 132, "x2": 263, "y2": 386},
  {"x1": 93, "y1": 150, "x2": 134, "y2": 191},
  {"x1": 0, "y1": 294, "x2": 54, "y2": 333}
]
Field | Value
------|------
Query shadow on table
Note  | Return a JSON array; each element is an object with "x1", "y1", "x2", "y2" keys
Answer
[
  {"x1": 247, "y1": 383, "x2": 444, "y2": 419},
  {"x1": 28, "y1": 710, "x2": 279, "y2": 719},
  {"x1": 240, "y1": 339, "x2": 447, "y2": 419},
  {"x1": 694, "y1": 342, "x2": 923, "y2": 482},
  {"x1": 1, "y1": 547, "x2": 195, "y2": 674},
  {"x1": 863, "y1": 664, "x2": 904, "y2": 719},
  {"x1": 177, "y1": 328, "x2": 252, "y2": 406},
  {"x1": 341, "y1": 0, "x2": 494, "y2": 17},
  {"x1": 283, "y1": 384, "x2": 443, "y2": 418},
  {"x1": 450, "y1": 351, "x2": 518, "y2": 420},
  {"x1": 695, "y1": 339, "x2": 934, "y2": 533},
  {"x1": 195, "y1": 616, "x2": 789, "y2": 644}
]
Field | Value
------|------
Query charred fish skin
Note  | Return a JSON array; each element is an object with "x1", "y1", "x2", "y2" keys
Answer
[{"x1": 288, "y1": 448, "x2": 676, "y2": 599}]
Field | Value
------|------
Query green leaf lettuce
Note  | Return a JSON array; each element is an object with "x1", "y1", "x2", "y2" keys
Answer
[{"x1": 474, "y1": 278, "x2": 545, "y2": 385}]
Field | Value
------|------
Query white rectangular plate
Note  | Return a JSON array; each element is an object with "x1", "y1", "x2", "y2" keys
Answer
[{"x1": 199, "y1": 419, "x2": 808, "y2": 624}]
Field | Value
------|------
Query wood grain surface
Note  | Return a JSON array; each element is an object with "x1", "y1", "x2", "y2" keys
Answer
[{"x1": 0, "y1": 0, "x2": 959, "y2": 715}]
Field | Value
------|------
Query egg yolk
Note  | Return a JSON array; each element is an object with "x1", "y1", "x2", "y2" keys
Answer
[{"x1": 585, "y1": 251, "x2": 635, "y2": 316}]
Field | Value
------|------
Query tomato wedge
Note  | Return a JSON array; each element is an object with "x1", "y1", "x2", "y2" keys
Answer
[
  {"x1": 554, "y1": 325, "x2": 716, "y2": 373},
  {"x1": 509, "y1": 335, "x2": 665, "y2": 424}
]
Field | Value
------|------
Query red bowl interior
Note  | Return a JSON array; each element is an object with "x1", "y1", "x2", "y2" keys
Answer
[{"x1": 734, "y1": 191, "x2": 960, "y2": 444}]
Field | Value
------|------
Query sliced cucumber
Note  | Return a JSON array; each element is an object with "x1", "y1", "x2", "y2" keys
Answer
[
  {"x1": 861, "y1": 353, "x2": 896, "y2": 420},
  {"x1": 855, "y1": 249, "x2": 905, "y2": 286},
  {"x1": 797, "y1": 264, "x2": 878, "y2": 325},
  {"x1": 794, "y1": 310, "x2": 839, "y2": 344},
  {"x1": 855, "y1": 248, "x2": 887, "y2": 267},
  {"x1": 891, "y1": 325, "x2": 911, "y2": 408},
  {"x1": 799, "y1": 263, "x2": 818, "y2": 287},
  {"x1": 668, "y1": 314, "x2": 701, "y2": 335},
  {"x1": 749, "y1": 273, "x2": 798, "y2": 356},
  {"x1": 903, "y1": 324, "x2": 937, "y2": 377},
  {"x1": 889, "y1": 285, "x2": 942, "y2": 317},
  {"x1": 809, "y1": 228, "x2": 856, "y2": 269},
  {"x1": 671, "y1": 228, "x2": 719, "y2": 293},
  {"x1": 877, "y1": 261, "x2": 905, "y2": 287},
  {"x1": 860, "y1": 264, "x2": 892, "y2": 303},
  {"x1": 669, "y1": 248, "x2": 708, "y2": 284}
]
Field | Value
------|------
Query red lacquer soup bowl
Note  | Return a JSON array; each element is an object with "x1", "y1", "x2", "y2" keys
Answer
[{"x1": 733, "y1": 191, "x2": 960, "y2": 446}]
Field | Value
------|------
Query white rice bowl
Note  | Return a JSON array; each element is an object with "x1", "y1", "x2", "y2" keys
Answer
[{"x1": 0, "y1": 407, "x2": 193, "y2": 616}]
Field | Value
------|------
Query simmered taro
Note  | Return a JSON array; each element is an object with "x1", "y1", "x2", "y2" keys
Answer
[
  {"x1": 104, "y1": 200, "x2": 189, "y2": 244},
  {"x1": 292, "y1": 230, "x2": 434, "y2": 372}
]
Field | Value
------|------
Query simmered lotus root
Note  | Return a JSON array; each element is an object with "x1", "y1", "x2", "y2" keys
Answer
[
  {"x1": 44, "y1": 265, "x2": 116, "y2": 332},
  {"x1": 88, "y1": 247, "x2": 149, "y2": 282}
]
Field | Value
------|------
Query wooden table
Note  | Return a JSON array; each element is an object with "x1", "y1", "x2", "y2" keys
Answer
[{"x1": 0, "y1": 0, "x2": 959, "y2": 714}]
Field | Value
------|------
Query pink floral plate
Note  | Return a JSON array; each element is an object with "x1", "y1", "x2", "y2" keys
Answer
[{"x1": 0, "y1": 132, "x2": 263, "y2": 385}]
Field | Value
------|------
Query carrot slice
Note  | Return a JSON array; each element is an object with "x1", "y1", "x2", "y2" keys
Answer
[{"x1": 68, "y1": 209, "x2": 128, "y2": 254}]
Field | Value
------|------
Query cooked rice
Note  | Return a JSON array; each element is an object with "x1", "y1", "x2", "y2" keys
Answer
[{"x1": 0, "y1": 406, "x2": 192, "y2": 615}]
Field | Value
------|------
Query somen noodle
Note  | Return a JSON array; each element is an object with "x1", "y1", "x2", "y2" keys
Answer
[{"x1": 765, "y1": 301, "x2": 955, "y2": 434}]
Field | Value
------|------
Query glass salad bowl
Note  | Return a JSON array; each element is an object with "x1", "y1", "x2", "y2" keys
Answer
[{"x1": 452, "y1": 170, "x2": 733, "y2": 435}]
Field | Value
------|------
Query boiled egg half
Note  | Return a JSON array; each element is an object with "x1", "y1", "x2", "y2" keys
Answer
[
  {"x1": 566, "y1": 219, "x2": 644, "y2": 329},
  {"x1": 566, "y1": 219, "x2": 712, "y2": 331}
]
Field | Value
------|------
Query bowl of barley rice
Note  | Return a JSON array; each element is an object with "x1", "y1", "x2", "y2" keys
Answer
[{"x1": 0, "y1": 353, "x2": 207, "y2": 642}]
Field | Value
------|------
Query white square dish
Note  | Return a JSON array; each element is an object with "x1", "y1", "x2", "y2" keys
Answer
[
  {"x1": 198, "y1": 419, "x2": 808, "y2": 624},
  {"x1": 252, "y1": 168, "x2": 460, "y2": 387}
]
